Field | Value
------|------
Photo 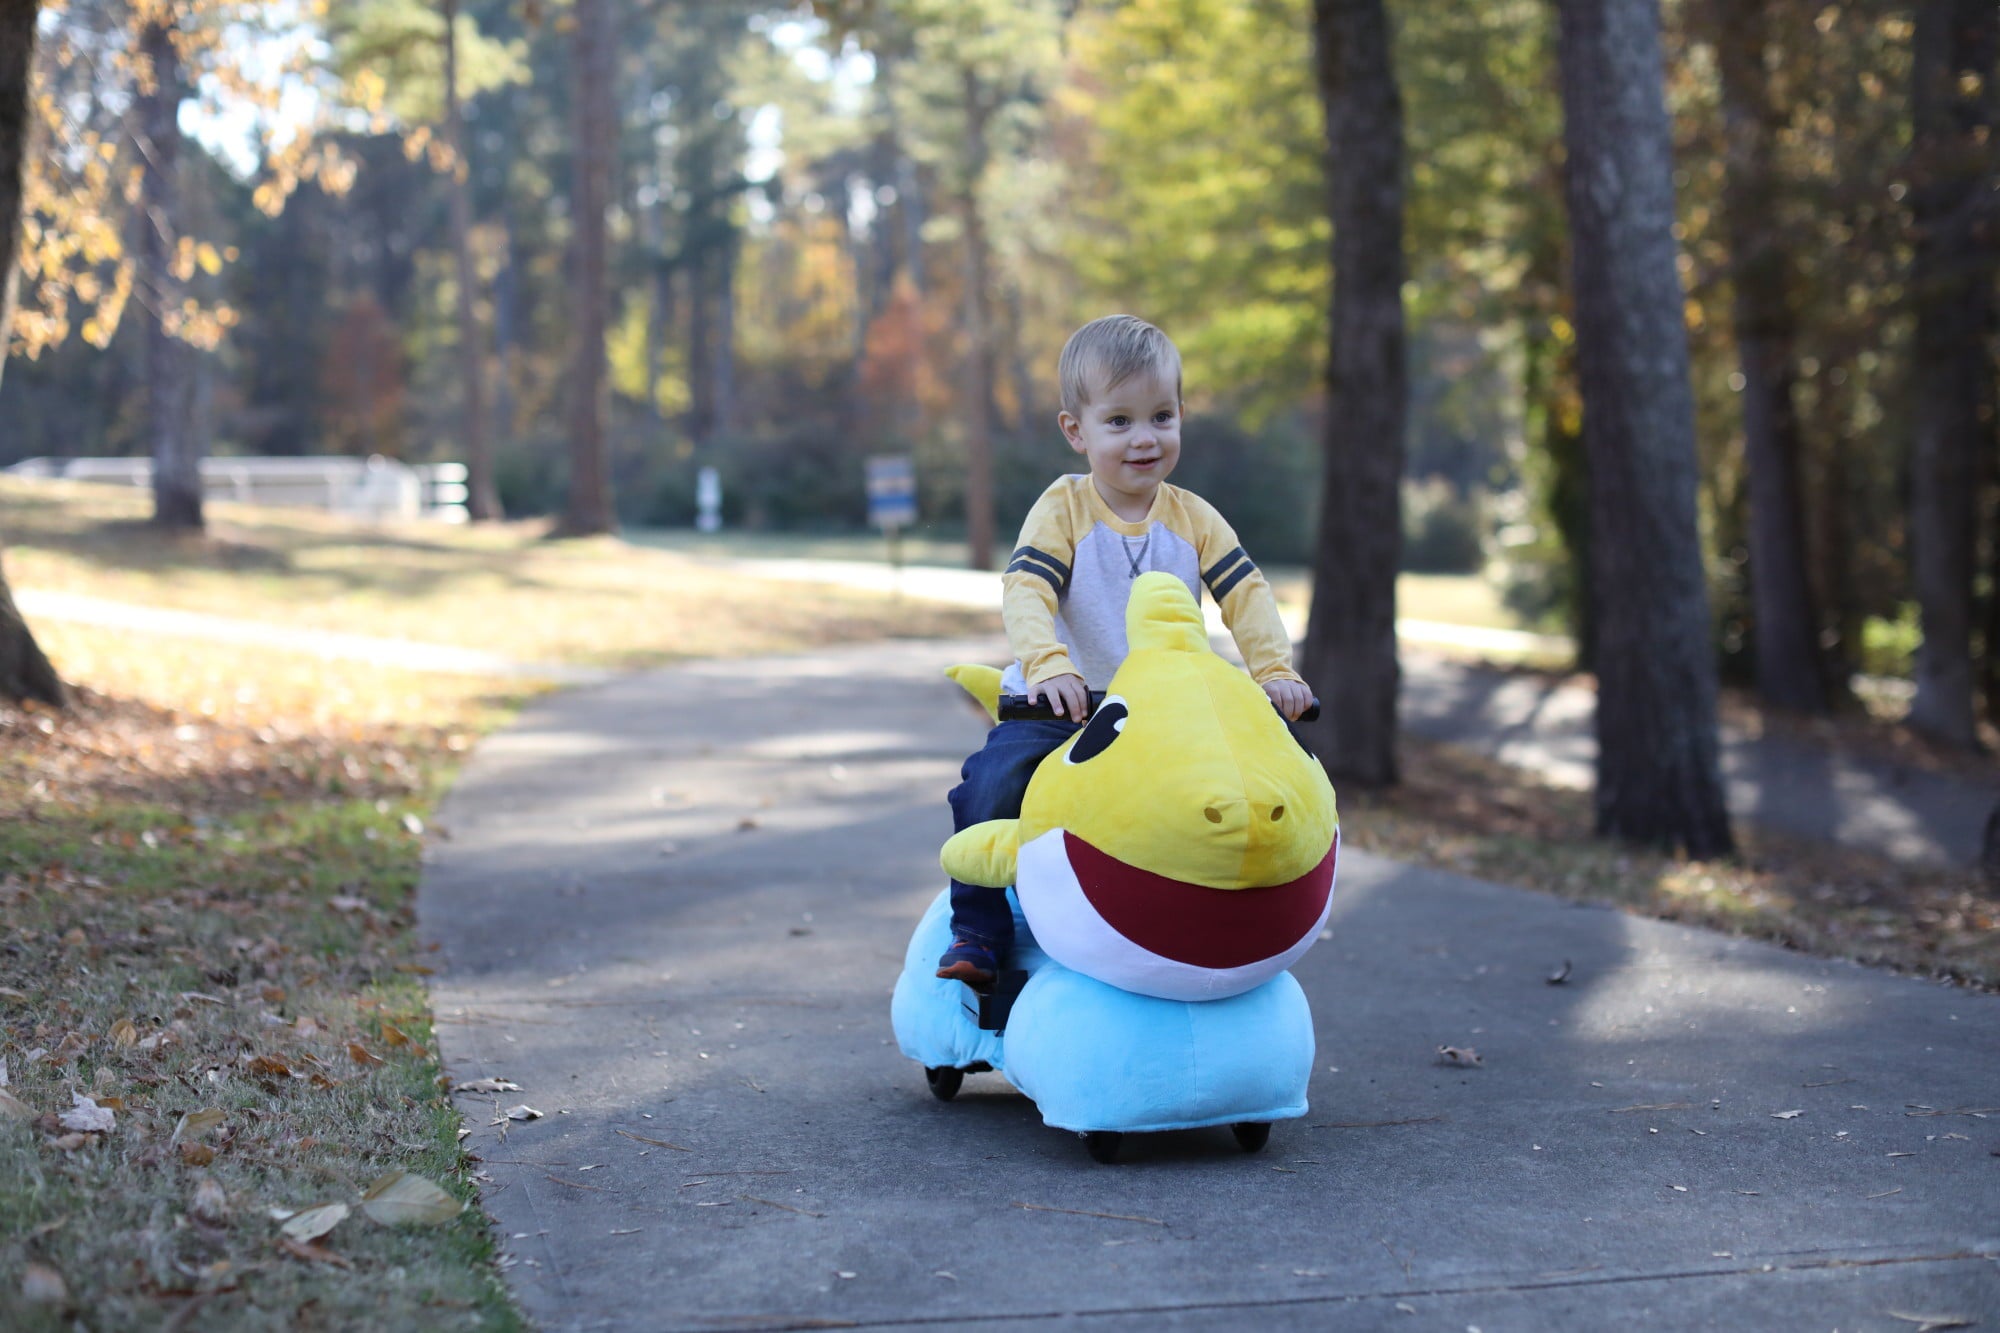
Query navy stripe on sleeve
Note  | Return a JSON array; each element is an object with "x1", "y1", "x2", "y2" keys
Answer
[
  {"x1": 1005, "y1": 557, "x2": 1063, "y2": 592},
  {"x1": 1202, "y1": 546, "x2": 1248, "y2": 589},
  {"x1": 1013, "y1": 545, "x2": 1071, "y2": 583},
  {"x1": 1211, "y1": 558, "x2": 1257, "y2": 603}
]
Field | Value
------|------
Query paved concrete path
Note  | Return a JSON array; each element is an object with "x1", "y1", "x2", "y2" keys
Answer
[
  {"x1": 421, "y1": 637, "x2": 2000, "y2": 1332},
  {"x1": 1400, "y1": 652, "x2": 2000, "y2": 869}
]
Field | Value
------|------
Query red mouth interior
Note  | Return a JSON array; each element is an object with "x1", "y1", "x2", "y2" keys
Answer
[{"x1": 1063, "y1": 830, "x2": 1337, "y2": 970}]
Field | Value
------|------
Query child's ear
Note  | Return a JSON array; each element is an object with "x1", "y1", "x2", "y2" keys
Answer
[{"x1": 1058, "y1": 410, "x2": 1084, "y2": 452}]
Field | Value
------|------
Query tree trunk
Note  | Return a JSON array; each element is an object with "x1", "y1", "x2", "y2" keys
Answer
[
  {"x1": 559, "y1": 0, "x2": 616, "y2": 536},
  {"x1": 0, "y1": 0, "x2": 32, "y2": 398},
  {"x1": 1907, "y1": 0, "x2": 1998, "y2": 749},
  {"x1": 958, "y1": 67, "x2": 996, "y2": 573},
  {"x1": 714, "y1": 226, "x2": 737, "y2": 439},
  {"x1": 1554, "y1": 0, "x2": 1733, "y2": 856},
  {"x1": 137, "y1": 17, "x2": 201, "y2": 531},
  {"x1": 444, "y1": 0, "x2": 502, "y2": 521},
  {"x1": 1297, "y1": 0, "x2": 1407, "y2": 787},
  {"x1": 1709, "y1": 0, "x2": 1830, "y2": 715},
  {"x1": 0, "y1": 0, "x2": 63, "y2": 708}
]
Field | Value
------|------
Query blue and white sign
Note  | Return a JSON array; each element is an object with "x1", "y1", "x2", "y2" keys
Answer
[{"x1": 866, "y1": 454, "x2": 917, "y2": 530}]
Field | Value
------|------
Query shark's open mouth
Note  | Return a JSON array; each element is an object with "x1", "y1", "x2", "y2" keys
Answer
[{"x1": 1064, "y1": 830, "x2": 1338, "y2": 970}]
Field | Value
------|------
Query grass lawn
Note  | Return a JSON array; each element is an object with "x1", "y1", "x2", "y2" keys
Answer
[
  {"x1": 0, "y1": 486, "x2": 995, "y2": 1327},
  {"x1": 0, "y1": 481, "x2": 993, "y2": 668}
]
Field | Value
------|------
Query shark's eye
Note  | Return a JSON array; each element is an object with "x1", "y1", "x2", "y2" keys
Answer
[{"x1": 1063, "y1": 695, "x2": 1128, "y2": 765}]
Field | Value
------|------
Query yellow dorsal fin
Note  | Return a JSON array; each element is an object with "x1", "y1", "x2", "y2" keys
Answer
[
  {"x1": 945, "y1": 664, "x2": 1004, "y2": 723},
  {"x1": 1126, "y1": 570, "x2": 1208, "y2": 653}
]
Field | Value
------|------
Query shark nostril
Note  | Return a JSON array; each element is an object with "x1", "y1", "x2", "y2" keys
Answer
[
  {"x1": 1204, "y1": 807, "x2": 1222, "y2": 824},
  {"x1": 1271, "y1": 805, "x2": 1285, "y2": 822}
]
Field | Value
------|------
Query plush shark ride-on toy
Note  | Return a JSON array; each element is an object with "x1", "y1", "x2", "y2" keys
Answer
[{"x1": 891, "y1": 572, "x2": 1340, "y2": 1163}]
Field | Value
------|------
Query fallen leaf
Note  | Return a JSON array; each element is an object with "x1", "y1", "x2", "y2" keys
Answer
[
  {"x1": 295, "y1": 1016, "x2": 321, "y2": 1037},
  {"x1": 402, "y1": 813, "x2": 425, "y2": 836},
  {"x1": 245, "y1": 1055, "x2": 293, "y2": 1078},
  {"x1": 1546, "y1": 960, "x2": 1572, "y2": 985},
  {"x1": 1437, "y1": 1045, "x2": 1482, "y2": 1068},
  {"x1": 276, "y1": 1236, "x2": 352, "y2": 1268},
  {"x1": 1886, "y1": 1314, "x2": 1975, "y2": 1332},
  {"x1": 360, "y1": 1170, "x2": 463, "y2": 1226},
  {"x1": 0, "y1": 1088, "x2": 32, "y2": 1120},
  {"x1": 1772, "y1": 1110, "x2": 1805, "y2": 1120},
  {"x1": 20, "y1": 1262, "x2": 66, "y2": 1305},
  {"x1": 50, "y1": 1132, "x2": 92, "y2": 1151},
  {"x1": 616, "y1": 1128, "x2": 693, "y2": 1151},
  {"x1": 260, "y1": 985, "x2": 287, "y2": 1005},
  {"x1": 108, "y1": 1019, "x2": 138, "y2": 1047},
  {"x1": 59, "y1": 1093, "x2": 115, "y2": 1134},
  {"x1": 329, "y1": 896, "x2": 368, "y2": 913},
  {"x1": 171, "y1": 1108, "x2": 225, "y2": 1143},
  {"x1": 379, "y1": 1023, "x2": 411, "y2": 1048},
  {"x1": 1670, "y1": 1185, "x2": 1688, "y2": 1192},
  {"x1": 279, "y1": 1202, "x2": 349, "y2": 1243},
  {"x1": 190, "y1": 1177, "x2": 230, "y2": 1226},
  {"x1": 503, "y1": 1104, "x2": 544, "y2": 1121},
  {"x1": 347, "y1": 1043, "x2": 384, "y2": 1067},
  {"x1": 453, "y1": 1077, "x2": 522, "y2": 1094},
  {"x1": 178, "y1": 1142, "x2": 217, "y2": 1166}
]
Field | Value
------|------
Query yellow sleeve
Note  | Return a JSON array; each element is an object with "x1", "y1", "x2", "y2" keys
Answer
[
  {"x1": 1187, "y1": 495, "x2": 1303, "y2": 686},
  {"x1": 1001, "y1": 486, "x2": 1080, "y2": 685}
]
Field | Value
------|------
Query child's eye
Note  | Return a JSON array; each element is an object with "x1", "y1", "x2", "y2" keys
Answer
[
  {"x1": 1107, "y1": 415, "x2": 1129, "y2": 428},
  {"x1": 1154, "y1": 411, "x2": 1174, "y2": 424}
]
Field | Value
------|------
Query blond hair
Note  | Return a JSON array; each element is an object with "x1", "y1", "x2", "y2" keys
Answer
[{"x1": 1058, "y1": 314, "x2": 1182, "y2": 418}]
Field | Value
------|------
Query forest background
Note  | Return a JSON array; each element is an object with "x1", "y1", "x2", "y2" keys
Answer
[{"x1": 2, "y1": 0, "x2": 1994, "y2": 755}]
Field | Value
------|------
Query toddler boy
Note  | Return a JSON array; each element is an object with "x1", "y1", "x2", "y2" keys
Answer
[{"x1": 937, "y1": 314, "x2": 1312, "y2": 987}]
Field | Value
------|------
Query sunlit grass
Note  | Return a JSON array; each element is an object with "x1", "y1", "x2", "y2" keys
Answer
[{"x1": 2, "y1": 479, "x2": 996, "y2": 666}]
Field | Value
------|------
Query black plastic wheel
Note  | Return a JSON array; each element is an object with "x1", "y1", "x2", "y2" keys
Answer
[
  {"x1": 1231, "y1": 1121, "x2": 1271, "y2": 1153},
  {"x1": 924, "y1": 1066, "x2": 963, "y2": 1102},
  {"x1": 1083, "y1": 1131, "x2": 1124, "y2": 1164}
]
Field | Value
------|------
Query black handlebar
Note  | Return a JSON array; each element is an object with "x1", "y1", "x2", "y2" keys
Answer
[{"x1": 997, "y1": 691, "x2": 1320, "y2": 724}]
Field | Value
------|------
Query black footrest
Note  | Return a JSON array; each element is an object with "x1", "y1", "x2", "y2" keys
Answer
[{"x1": 977, "y1": 970, "x2": 1030, "y2": 1032}]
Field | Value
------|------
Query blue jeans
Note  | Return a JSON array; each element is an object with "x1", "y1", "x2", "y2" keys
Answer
[{"x1": 946, "y1": 718, "x2": 1080, "y2": 956}]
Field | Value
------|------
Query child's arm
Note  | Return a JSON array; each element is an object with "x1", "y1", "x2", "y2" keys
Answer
[
  {"x1": 1187, "y1": 497, "x2": 1309, "y2": 708},
  {"x1": 1001, "y1": 488, "x2": 1082, "y2": 690}
]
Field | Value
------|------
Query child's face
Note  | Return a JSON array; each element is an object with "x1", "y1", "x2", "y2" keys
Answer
[{"x1": 1058, "y1": 362, "x2": 1182, "y2": 516}]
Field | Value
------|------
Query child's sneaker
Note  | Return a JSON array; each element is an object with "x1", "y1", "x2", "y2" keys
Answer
[{"x1": 935, "y1": 939, "x2": 999, "y2": 990}]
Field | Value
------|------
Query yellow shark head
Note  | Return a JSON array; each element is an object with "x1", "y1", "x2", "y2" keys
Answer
[{"x1": 942, "y1": 571, "x2": 1340, "y2": 1000}]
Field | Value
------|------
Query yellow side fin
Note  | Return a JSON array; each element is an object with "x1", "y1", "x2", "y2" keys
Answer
[{"x1": 944, "y1": 664, "x2": 1004, "y2": 724}]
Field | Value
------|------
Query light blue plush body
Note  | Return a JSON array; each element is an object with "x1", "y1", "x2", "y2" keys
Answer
[{"x1": 891, "y1": 889, "x2": 1315, "y2": 1134}]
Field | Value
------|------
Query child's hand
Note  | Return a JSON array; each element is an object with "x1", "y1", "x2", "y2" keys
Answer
[
  {"x1": 1263, "y1": 678, "x2": 1314, "y2": 721},
  {"x1": 1028, "y1": 672, "x2": 1091, "y2": 721}
]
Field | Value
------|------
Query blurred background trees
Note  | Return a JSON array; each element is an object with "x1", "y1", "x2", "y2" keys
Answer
[{"x1": 3, "y1": 0, "x2": 1997, "y2": 775}]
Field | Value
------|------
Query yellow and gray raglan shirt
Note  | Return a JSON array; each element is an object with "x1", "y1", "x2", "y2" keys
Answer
[{"x1": 998, "y1": 475, "x2": 1303, "y2": 694}]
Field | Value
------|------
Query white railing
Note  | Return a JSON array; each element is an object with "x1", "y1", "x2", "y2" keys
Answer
[{"x1": 3, "y1": 455, "x2": 471, "y2": 523}]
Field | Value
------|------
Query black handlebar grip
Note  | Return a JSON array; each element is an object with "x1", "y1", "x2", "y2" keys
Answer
[
  {"x1": 996, "y1": 691, "x2": 1322, "y2": 724},
  {"x1": 996, "y1": 691, "x2": 1106, "y2": 721}
]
